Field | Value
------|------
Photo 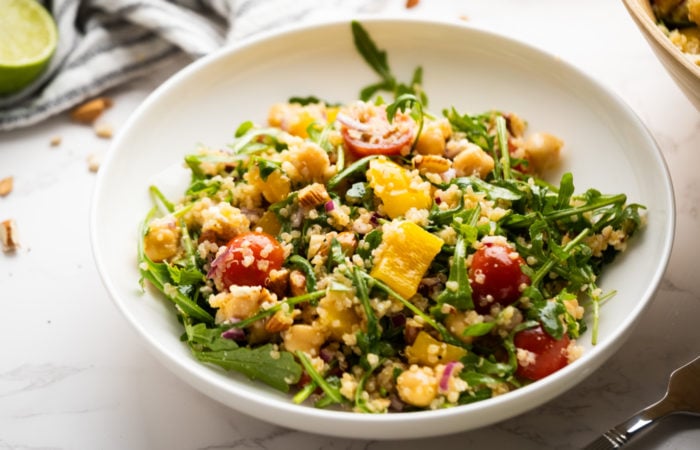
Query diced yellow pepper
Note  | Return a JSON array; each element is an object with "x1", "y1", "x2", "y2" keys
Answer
[
  {"x1": 366, "y1": 157, "x2": 432, "y2": 219},
  {"x1": 405, "y1": 331, "x2": 467, "y2": 367},
  {"x1": 317, "y1": 289, "x2": 361, "y2": 341},
  {"x1": 248, "y1": 165, "x2": 291, "y2": 204},
  {"x1": 256, "y1": 210, "x2": 281, "y2": 236},
  {"x1": 370, "y1": 220, "x2": 444, "y2": 299}
]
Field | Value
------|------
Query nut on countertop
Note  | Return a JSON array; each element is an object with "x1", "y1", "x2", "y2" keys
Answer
[
  {"x1": 1, "y1": 219, "x2": 19, "y2": 252},
  {"x1": 71, "y1": 97, "x2": 113, "y2": 124},
  {"x1": 0, "y1": 177, "x2": 13, "y2": 197}
]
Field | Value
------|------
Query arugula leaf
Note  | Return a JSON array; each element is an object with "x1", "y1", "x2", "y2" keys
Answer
[
  {"x1": 358, "y1": 271, "x2": 463, "y2": 347},
  {"x1": 253, "y1": 157, "x2": 282, "y2": 181},
  {"x1": 296, "y1": 351, "x2": 344, "y2": 404},
  {"x1": 286, "y1": 255, "x2": 317, "y2": 293},
  {"x1": 352, "y1": 266, "x2": 379, "y2": 344},
  {"x1": 184, "y1": 322, "x2": 239, "y2": 352},
  {"x1": 351, "y1": 21, "x2": 427, "y2": 103},
  {"x1": 355, "y1": 357, "x2": 386, "y2": 413},
  {"x1": 495, "y1": 115, "x2": 510, "y2": 180},
  {"x1": 138, "y1": 209, "x2": 214, "y2": 323},
  {"x1": 386, "y1": 93, "x2": 424, "y2": 150},
  {"x1": 235, "y1": 120, "x2": 255, "y2": 137},
  {"x1": 196, "y1": 344, "x2": 301, "y2": 392},
  {"x1": 327, "y1": 238, "x2": 346, "y2": 273},
  {"x1": 166, "y1": 264, "x2": 204, "y2": 285},
  {"x1": 351, "y1": 21, "x2": 395, "y2": 91},
  {"x1": 327, "y1": 155, "x2": 378, "y2": 190},
  {"x1": 357, "y1": 229, "x2": 382, "y2": 263},
  {"x1": 435, "y1": 235, "x2": 473, "y2": 310},
  {"x1": 228, "y1": 126, "x2": 284, "y2": 155},
  {"x1": 288, "y1": 95, "x2": 340, "y2": 106},
  {"x1": 443, "y1": 107, "x2": 493, "y2": 153},
  {"x1": 149, "y1": 185, "x2": 175, "y2": 213},
  {"x1": 462, "y1": 321, "x2": 496, "y2": 337},
  {"x1": 556, "y1": 172, "x2": 575, "y2": 210}
]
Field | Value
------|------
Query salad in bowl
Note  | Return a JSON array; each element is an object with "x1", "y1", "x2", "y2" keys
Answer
[{"x1": 137, "y1": 22, "x2": 645, "y2": 414}]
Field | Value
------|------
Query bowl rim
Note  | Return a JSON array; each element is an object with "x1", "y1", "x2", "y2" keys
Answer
[{"x1": 90, "y1": 15, "x2": 676, "y2": 439}]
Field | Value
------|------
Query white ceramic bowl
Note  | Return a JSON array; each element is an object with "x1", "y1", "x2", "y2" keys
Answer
[{"x1": 91, "y1": 18, "x2": 675, "y2": 439}]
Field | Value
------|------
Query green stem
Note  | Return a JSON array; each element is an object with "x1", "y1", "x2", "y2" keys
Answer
[
  {"x1": 531, "y1": 228, "x2": 591, "y2": 287},
  {"x1": 352, "y1": 267, "x2": 379, "y2": 343},
  {"x1": 286, "y1": 255, "x2": 318, "y2": 293},
  {"x1": 296, "y1": 351, "x2": 343, "y2": 404},
  {"x1": 495, "y1": 115, "x2": 511, "y2": 180},
  {"x1": 357, "y1": 271, "x2": 462, "y2": 347},
  {"x1": 327, "y1": 155, "x2": 378, "y2": 190},
  {"x1": 544, "y1": 194, "x2": 627, "y2": 221},
  {"x1": 229, "y1": 290, "x2": 325, "y2": 329}
]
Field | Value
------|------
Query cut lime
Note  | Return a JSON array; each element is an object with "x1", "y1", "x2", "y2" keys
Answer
[{"x1": 0, "y1": 0, "x2": 58, "y2": 96}]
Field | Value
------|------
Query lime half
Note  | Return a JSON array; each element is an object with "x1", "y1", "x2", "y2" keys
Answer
[{"x1": 0, "y1": 0, "x2": 58, "y2": 96}]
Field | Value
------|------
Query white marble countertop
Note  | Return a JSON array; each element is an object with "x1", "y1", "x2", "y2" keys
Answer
[{"x1": 1, "y1": 1, "x2": 699, "y2": 449}]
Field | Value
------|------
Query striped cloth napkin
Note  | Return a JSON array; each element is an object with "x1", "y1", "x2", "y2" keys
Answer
[{"x1": 0, "y1": 0, "x2": 387, "y2": 131}]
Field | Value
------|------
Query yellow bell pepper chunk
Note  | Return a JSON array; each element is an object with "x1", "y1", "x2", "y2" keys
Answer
[
  {"x1": 256, "y1": 210, "x2": 281, "y2": 236},
  {"x1": 370, "y1": 220, "x2": 444, "y2": 299},
  {"x1": 317, "y1": 289, "x2": 362, "y2": 341},
  {"x1": 366, "y1": 157, "x2": 432, "y2": 219},
  {"x1": 248, "y1": 165, "x2": 291, "y2": 204},
  {"x1": 405, "y1": 331, "x2": 467, "y2": 367}
]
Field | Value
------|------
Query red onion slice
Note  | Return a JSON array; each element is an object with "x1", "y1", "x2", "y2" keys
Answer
[
  {"x1": 439, "y1": 361, "x2": 463, "y2": 393},
  {"x1": 336, "y1": 111, "x2": 370, "y2": 132}
]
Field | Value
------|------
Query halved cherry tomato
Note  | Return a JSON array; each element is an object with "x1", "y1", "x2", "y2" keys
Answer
[
  {"x1": 469, "y1": 241, "x2": 530, "y2": 314},
  {"x1": 209, "y1": 231, "x2": 284, "y2": 289},
  {"x1": 337, "y1": 102, "x2": 416, "y2": 157},
  {"x1": 514, "y1": 325, "x2": 571, "y2": 380}
]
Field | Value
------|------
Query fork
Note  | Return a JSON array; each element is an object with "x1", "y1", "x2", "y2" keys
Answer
[{"x1": 583, "y1": 355, "x2": 700, "y2": 449}]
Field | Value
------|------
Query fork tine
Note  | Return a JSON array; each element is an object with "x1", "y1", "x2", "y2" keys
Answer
[{"x1": 582, "y1": 434, "x2": 618, "y2": 450}]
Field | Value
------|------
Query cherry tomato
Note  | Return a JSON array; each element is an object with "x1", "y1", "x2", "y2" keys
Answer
[
  {"x1": 514, "y1": 325, "x2": 571, "y2": 381},
  {"x1": 469, "y1": 241, "x2": 530, "y2": 314},
  {"x1": 209, "y1": 231, "x2": 284, "y2": 289},
  {"x1": 338, "y1": 102, "x2": 416, "y2": 157}
]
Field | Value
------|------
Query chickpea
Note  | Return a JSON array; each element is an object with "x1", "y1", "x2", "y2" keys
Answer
[
  {"x1": 445, "y1": 310, "x2": 485, "y2": 345},
  {"x1": 143, "y1": 215, "x2": 180, "y2": 262},
  {"x1": 415, "y1": 119, "x2": 451, "y2": 155},
  {"x1": 396, "y1": 365, "x2": 438, "y2": 407},
  {"x1": 282, "y1": 323, "x2": 327, "y2": 356},
  {"x1": 524, "y1": 132, "x2": 563, "y2": 172},
  {"x1": 452, "y1": 143, "x2": 495, "y2": 179}
]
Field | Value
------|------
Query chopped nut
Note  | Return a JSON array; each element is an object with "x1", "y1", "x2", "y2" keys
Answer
[
  {"x1": 414, "y1": 154, "x2": 451, "y2": 174},
  {"x1": 298, "y1": 182, "x2": 331, "y2": 208},
  {"x1": 267, "y1": 268, "x2": 290, "y2": 297},
  {"x1": 0, "y1": 177, "x2": 13, "y2": 197},
  {"x1": 1, "y1": 219, "x2": 19, "y2": 252},
  {"x1": 94, "y1": 122, "x2": 114, "y2": 139},
  {"x1": 87, "y1": 153, "x2": 102, "y2": 172},
  {"x1": 71, "y1": 97, "x2": 113, "y2": 124},
  {"x1": 289, "y1": 269, "x2": 307, "y2": 297},
  {"x1": 49, "y1": 136, "x2": 62, "y2": 147},
  {"x1": 265, "y1": 309, "x2": 297, "y2": 333}
]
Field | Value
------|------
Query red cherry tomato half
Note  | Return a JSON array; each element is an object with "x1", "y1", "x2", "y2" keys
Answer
[
  {"x1": 514, "y1": 325, "x2": 571, "y2": 381},
  {"x1": 338, "y1": 103, "x2": 416, "y2": 157},
  {"x1": 209, "y1": 231, "x2": 284, "y2": 289},
  {"x1": 469, "y1": 241, "x2": 530, "y2": 314}
]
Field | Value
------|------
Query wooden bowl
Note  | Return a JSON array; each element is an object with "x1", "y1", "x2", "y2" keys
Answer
[{"x1": 622, "y1": 0, "x2": 700, "y2": 110}]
